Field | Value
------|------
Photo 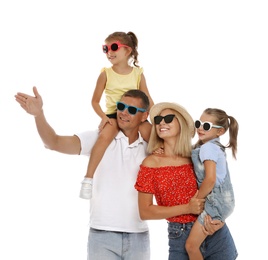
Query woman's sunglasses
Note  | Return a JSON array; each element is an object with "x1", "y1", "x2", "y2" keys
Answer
[
  {"x1": 116, "y1": 101, "x2": 146, "y2": 115},
  {"x1": 102, "y1": 41, "x2": 130, "y2": 53},
  {"x1": 195, "y1": 120, "x2": 223, "y2": 131},
  {"x1": 154, "y1": 114, "x2": 175, "y2": 125}
]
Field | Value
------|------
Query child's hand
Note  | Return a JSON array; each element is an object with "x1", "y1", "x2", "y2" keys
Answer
[{"x1": 98, "y1": 116, "x2": 113, "y2": 132}]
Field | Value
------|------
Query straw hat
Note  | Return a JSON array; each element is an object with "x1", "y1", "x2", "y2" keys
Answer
[{"x1": 149, "y1": 102, "x2": 195, "y2": 137}]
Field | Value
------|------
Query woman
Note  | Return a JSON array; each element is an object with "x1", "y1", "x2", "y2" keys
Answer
[{"x1": 135, "y1": 102, "x2": 238, "y2": 260}]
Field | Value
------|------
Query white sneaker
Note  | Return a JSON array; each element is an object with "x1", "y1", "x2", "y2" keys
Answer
[{"x1": 79, "y1": 178, "x2": 93, "y2": 200}]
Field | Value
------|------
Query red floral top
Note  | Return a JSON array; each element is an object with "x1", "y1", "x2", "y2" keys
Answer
[{"x1": 135, "y1": 164, "x2": 198, "y2": 223}]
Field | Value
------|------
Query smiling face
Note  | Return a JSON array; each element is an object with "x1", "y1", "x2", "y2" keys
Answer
[
  {"x1": 196, "y1": 112, "x2": 224, "y2": 143},
  {"x1": 117, "y1": 96, "x2": 148, "y2": 136},
  {"x1": 104, "y1": 40, "x2": 132, "y2": 65},
  {"x1": 155, "y1": 109, "x2": 180, "y2": 140}
]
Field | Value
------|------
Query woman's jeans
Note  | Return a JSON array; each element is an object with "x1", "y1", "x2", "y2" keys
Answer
[{"x1": 168, "y1": 222, "x2": 238, "y2": 260}]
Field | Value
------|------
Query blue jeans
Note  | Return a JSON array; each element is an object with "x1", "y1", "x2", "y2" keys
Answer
[
  {"x1": 168, "y1": 222, "x2": 238, "y2": 260},
  {"x1": 87, "y1": 228, "x2": 150, "y2": 260}
]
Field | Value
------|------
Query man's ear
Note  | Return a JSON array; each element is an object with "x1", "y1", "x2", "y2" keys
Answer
[{"x1": 141, "y1": 111, "x2": 149, "y2": 123}]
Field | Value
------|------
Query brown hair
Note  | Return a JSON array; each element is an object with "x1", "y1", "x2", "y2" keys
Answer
[
  {"x1": 196, "y1": 108, "x2": 239, "y2": 159},
  {"x1": 105, "y1": 31, "x2": 139, "y2": 67}
]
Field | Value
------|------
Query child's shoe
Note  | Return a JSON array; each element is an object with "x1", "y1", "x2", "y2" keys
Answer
[{"x1": 79, "y1": 178, "x2": 93, "y2": 200}]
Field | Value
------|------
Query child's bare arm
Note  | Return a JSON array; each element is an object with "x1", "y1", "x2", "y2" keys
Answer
[
  {"x1": 197, "y1": 160, "x2": 216, "y2": 199},
  {"x1": 91, "y1": 71, "x2": 107, "y2": 119},
  {"x1": 139, "y1": 73, "x2": 154, "y2": 109}
]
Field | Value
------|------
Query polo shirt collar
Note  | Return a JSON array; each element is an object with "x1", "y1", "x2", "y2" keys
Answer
[{"x1": 115, "y1": 131, "x2": 145, "y2": 146}]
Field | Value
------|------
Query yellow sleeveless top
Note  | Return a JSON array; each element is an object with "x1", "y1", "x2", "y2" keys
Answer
[{"x1": 103, "y1": 67, "x2": 143, "y2": 114}]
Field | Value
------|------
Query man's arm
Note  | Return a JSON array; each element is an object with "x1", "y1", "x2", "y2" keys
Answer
[{"x1": 15, "y1": 86, "x2": 81, "y2": 155}]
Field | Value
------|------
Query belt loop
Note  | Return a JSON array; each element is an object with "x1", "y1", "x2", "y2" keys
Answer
[{"x1": 181, "y1": 223, "x2": 186, "y2": 231}]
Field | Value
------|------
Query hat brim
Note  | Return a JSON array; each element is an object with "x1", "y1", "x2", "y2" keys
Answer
[{"x1": 150, "y1": 102, "x2": 195, "y2": 137}]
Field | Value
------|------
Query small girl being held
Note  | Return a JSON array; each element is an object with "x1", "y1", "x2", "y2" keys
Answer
[
  {"x1": 185, "y1": 108, "x2": 239, "y2": 260},
  {"x1": 80, "y1": 31, "x2": 154, "y2": 199}
]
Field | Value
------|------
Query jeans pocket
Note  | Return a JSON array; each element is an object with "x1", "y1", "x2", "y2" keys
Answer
[{"x1": 168, "y1": 225, "x2": 184, "y2": 239}]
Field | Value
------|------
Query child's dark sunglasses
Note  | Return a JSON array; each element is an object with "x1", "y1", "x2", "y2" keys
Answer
[
  {"x1": 194, "y1": 120, "x2": 223, "y2": 131},
  {"x1": 116, "y1": 101, "x2": 146, "y2": 115},
  {"x1": 154, "y1": 114, "x2": 175, "y2": 125},
  {"x1": 102, "y1": 41, "x2": 130, "y2": 53}
]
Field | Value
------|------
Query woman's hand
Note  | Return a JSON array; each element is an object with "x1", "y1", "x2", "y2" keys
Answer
[
  {"x1": 202, "y1": 215, "x2": 224, "y2": 235},
  {"x1": 188, "y1": 191, "x2": 205, "y2": 215}
]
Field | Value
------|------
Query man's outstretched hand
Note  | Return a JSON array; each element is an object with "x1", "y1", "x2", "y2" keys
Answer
[{"x1": 15, "y1": 86, "x2": 43, "y2": 117}]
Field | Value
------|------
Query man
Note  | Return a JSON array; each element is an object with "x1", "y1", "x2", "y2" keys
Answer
[
  {"x1": 15, "y1": 87, "x2": 236, "y2": 259},
  {"x1": 15, "y1": 87, "x2": 151, "y2": 259}
]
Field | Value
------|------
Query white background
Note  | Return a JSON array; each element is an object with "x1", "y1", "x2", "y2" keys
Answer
[{"x1": 1, "y1": 1, "x2": 267, "y2": 259}]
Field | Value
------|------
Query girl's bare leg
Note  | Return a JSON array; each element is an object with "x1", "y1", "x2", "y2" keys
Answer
[
  {"x1": 80, "y1": 119, "x2": 119, "y2": 199},
  {"x1": 185, "y1": 220, "x2": 207, "y2": 260}
]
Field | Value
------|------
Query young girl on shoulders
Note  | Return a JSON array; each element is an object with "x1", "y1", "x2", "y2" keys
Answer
[{"x1": 80, "y1": 31, "x2": 154, "y2": 199}]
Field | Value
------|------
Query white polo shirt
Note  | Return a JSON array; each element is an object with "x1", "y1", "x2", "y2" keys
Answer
[{"x1": 76, "y1": 130, "x2": 149, "y2": 233}]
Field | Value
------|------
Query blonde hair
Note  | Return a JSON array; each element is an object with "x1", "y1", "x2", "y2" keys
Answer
[{"x1": 147, "y1": 109, "x2": 193, "y2": 157}]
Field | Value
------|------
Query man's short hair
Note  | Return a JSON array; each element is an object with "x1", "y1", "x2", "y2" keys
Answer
[{"x1": 121, "y1": 90, "x2": 150, "y2": 110}]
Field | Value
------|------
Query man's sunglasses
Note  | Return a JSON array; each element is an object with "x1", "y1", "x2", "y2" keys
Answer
[
  {"x1": 116, "y1": 101, "x2": 146, "y2": 115},
  {"x1": 195, "y1": 120, "x2": 223, "y2": 131},
  {"x1": 102, "y1": 41, "x2": 130, "y2": 53},
  {"x1": 154, "y1": 114, "x2": 176, "y2": 125}
]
